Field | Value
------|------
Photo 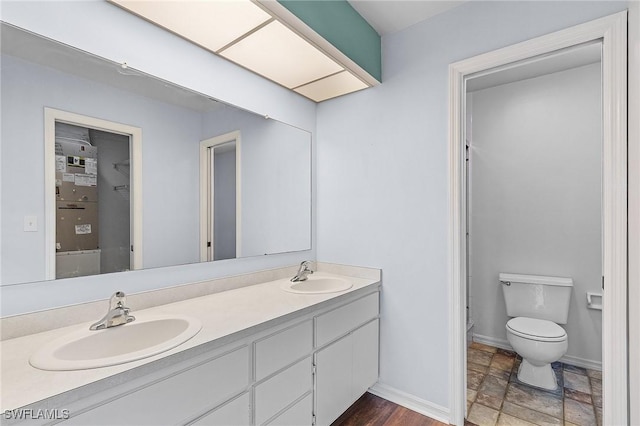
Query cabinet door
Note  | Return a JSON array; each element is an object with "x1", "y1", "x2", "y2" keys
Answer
[
  {"x1": 314, "y1": 334, "x2": 352, "y2": 426},
  {"x1": 191, "y1": 392, "x2": 250, "y2": 426},
  {"x1": 265, "y1": 393, "x2": 312, "y2": 426},
  {"x1": 351, "y1": 319, "x2": 379, "y2": 400},
  {"x1": 254, "y1": 357, "x2": 312, "y2": 425},
  {"x1": 315, "y1": 319, "x2": 379, "y2": 426}
]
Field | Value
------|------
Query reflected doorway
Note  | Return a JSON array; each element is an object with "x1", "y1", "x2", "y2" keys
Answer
[
  {"x1": 45, "y1": 108, "x2": 143, "y2": 280},
  {"x1": 200, "y1": 131, "x2": 242, "y2": 262}
]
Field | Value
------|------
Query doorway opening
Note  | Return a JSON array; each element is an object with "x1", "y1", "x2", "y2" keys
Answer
[
  {"x1": 448, "y1": 12, "x2": 627, "y2": 426},
  {"x1": 45, "y1": 108, "x2": 143, "y2": 279},
  {"x1": 464, "y1": 41, "x2": 603, "y2": 425},
  {"x1": 199, "y1": 131, "x2": 242, "y2": 262}
]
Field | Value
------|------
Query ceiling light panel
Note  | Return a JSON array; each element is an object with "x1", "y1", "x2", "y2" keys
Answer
[
  {"x1": 295, "y1": 71, "x2": 368, "y2": 102},
  {"x1": 111, "y1": 0, "x2": 272, "y2": 52},
  {"x1": 220, "y1": 21, "x2": 344, "y2": 89}
]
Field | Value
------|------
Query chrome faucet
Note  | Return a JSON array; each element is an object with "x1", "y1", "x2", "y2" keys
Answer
[
  {"x1": 90, "y1": 291, "x2": 136, "y2": 330},
  {"x1": 291, "y1": 261, "x2": 314, "y2": 282}
]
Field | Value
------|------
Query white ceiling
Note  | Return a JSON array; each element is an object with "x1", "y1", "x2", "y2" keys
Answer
[{"x1": 348, "y1": 0, "x2": 467, "y2": 36}]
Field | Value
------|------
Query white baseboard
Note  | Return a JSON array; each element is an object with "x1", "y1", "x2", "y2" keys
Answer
[
  {"x1": 560, "y1": 354, "x2": 602, "y2": 371},
  {"x1": 472, "y1": 334, "x2": 511, "y2": 351},
  {"x1": 472, "y1": 333, "x2": 602, "y2": 371},
  {"x1": 368, "y1": 382, "x2": 450, "y2": 424}
]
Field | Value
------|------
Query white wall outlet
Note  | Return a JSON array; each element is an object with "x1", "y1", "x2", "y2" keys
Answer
[{"x1": 24, "y1": 215, "x2": 37, "y2": 232}]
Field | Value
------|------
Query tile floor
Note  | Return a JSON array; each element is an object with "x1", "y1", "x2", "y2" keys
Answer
[{"x1": 465, "y1": 342, "x2": 602, "y2": 426}]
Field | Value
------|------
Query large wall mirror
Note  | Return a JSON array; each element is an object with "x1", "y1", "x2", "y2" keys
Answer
[{"x1": 0, "y1": 23, "x2": 312, "y2": 286}]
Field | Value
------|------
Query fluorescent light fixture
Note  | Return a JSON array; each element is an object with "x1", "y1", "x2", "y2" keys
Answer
[
  {"x1": 294, "y1": 71, "x2": 368, "y2": 102},
  {"x1": 110, "y1": 0, "x2": 373, "y2": 102},
  {"x1": 111, "y1": 0, "x2": 272, "y2": 52},
  {"x1": 220, "y1": 21, "x2": 343, "y2": 89}
]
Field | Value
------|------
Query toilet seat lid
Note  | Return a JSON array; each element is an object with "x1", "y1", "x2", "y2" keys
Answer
[{"x1": 507, "y1": 317, "x2": 567, "y2": 342}]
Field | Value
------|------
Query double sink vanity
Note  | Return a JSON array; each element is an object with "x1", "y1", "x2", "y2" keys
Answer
[{"x1": 0, "y1": 263, "x2": 381, "y2": 426}]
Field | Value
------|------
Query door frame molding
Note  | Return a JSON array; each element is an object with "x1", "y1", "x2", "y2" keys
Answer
[
  {"x1": 447, "y1": 12, "x2": 627, "y2": 425},
  {"x1": 44, "y1": 107, "x2": 143, "y2": 278},
  {"x1": 199, "y1": 130, "x2": 242, "y2": 262}
]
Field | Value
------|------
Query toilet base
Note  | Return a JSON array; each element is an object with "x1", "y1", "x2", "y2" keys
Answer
[{"x1": 517, "y1": 359, "x2": 558, "y2": 390}]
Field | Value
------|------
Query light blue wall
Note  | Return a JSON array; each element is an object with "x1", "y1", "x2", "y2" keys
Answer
[
  {"x1": 316, "y1": 0, "x2": 627, "y2": 411},
  {"x1": 0, "y1": 0, "x2": 316, "y2": 316}
]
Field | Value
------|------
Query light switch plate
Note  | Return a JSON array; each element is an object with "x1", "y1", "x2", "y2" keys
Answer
[{"x1": 24, "y1": 215, "x2": 37, "y2": 232}]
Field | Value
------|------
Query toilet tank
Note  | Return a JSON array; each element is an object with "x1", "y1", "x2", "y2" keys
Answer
[{"x1": 500, "y1": 273, "x2": 573, "y2": 324}]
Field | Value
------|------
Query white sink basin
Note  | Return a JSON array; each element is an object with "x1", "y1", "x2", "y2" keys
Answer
[
  {"x1": 282, "y1": 276, "x2": 353, "y2": 294},
  {"x1": 30, "y1": 314, "x2": 202, "y2": 371}
]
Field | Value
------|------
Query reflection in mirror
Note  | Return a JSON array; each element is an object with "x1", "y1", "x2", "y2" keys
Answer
[
  {"x1": 46, "y1": 108, "x2": 144, "y2": 281},
  {"x1": 54, "y1": 122, "x2": 133, "y2": 278},
  {"x1": 212, "y1": 142, "x2": 237, "y2": 261},
  {"x1": 200, "y1": 131, "x2": 240, "y2": 262},
  {"x1": 0, "y1": 22, "x2": 312, "y2": 286}
]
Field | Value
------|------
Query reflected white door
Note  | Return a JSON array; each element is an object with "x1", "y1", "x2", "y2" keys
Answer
[{"x1": 199, "y1": 131, "x2": 242, "y2": 262}]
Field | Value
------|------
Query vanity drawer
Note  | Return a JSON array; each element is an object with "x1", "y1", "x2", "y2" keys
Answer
[
  {"x1": 65, "y1": 345, "x2": 249, "y2": 425},
  {"x1": 264, "y1": 392, "x2": 312, "y2": 426},
  {"x1": 190, "y1": 392, "x2": 250, "y2": 426},
  {"x1": 254, "y1": 357, "x2": 312, "y2": 426},
  {"x1": 315, "y1": 292, "x2": 379, "y2": 347},
  {"x1": 254, "y1": 320, "x2": 312, "y2": 381}
]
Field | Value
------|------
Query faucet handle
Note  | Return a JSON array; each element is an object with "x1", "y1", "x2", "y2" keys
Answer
[
  {"x1": 109, "y1": 291, "x2": 127, "y2": 308},
  {"x1": 299, "y1": 261, "x2": 314, "y2": 275},
  {"x1": 290, "y1": 261, "x2": 314, "y2": 282},
  {"x1": 90, "y1": 291, "x2": 134, "y2": 331}
]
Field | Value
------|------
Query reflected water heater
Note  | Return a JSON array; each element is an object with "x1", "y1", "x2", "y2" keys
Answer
[{"x1": 55, "y1": 137, "x2": 100, "y2": 278}]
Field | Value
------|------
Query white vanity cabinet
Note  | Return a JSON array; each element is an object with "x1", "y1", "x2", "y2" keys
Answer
[
  {"x1": 64, "y1": 346, "x2": 251, "y2": 426},
  {"x1": 41, "y1": 289, "x2": 379, "y2": 426},
  {"x1": 190, "y1": 393, "x2": 251, "y2": 426},
  {"x1": 263, "y1": 393, "x2": 313, "y2": 426},
  {"x1": 314, "y1": 293, "x2": 380, "y2": 426},
  {"x1": 253, "y1": 321, "x2": 314, "y2": 426}
]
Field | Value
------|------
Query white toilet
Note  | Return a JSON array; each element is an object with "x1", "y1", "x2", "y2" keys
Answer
[{"x1": 500, "y1": 273, "x2": 573, "y2": 390}]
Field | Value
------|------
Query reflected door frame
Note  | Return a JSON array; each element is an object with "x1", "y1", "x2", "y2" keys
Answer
[
  {"x1": 447, "y1": 11, "x2": 627, "y2": 426},
  {"x1": 44, "y1": 108, "x2": 143, "y2": 279},
  {"x1": 199, "y1": 131, "x2": 242, "y2": 262}
]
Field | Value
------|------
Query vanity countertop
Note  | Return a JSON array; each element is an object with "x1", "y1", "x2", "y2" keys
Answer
[{"x1": 0, "y1": 271, "x2": 380, "y2": 411}]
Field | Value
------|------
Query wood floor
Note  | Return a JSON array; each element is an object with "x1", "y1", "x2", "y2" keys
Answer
[{"x1": 331, "y1": 393, "x2": 447, "y2": 426}]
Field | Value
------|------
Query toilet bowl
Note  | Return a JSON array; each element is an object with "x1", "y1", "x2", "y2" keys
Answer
[
  {"x1": 500, "y1": 273, "x2": 572, "y2": 390},
  {"x1": 506, "y1": 317, "x2": 568, "y2": 390}
]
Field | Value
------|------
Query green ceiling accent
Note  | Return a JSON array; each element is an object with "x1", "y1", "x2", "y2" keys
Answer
[{"x1": 278, "y1": 0, "x2": 381, "y2": 82}]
